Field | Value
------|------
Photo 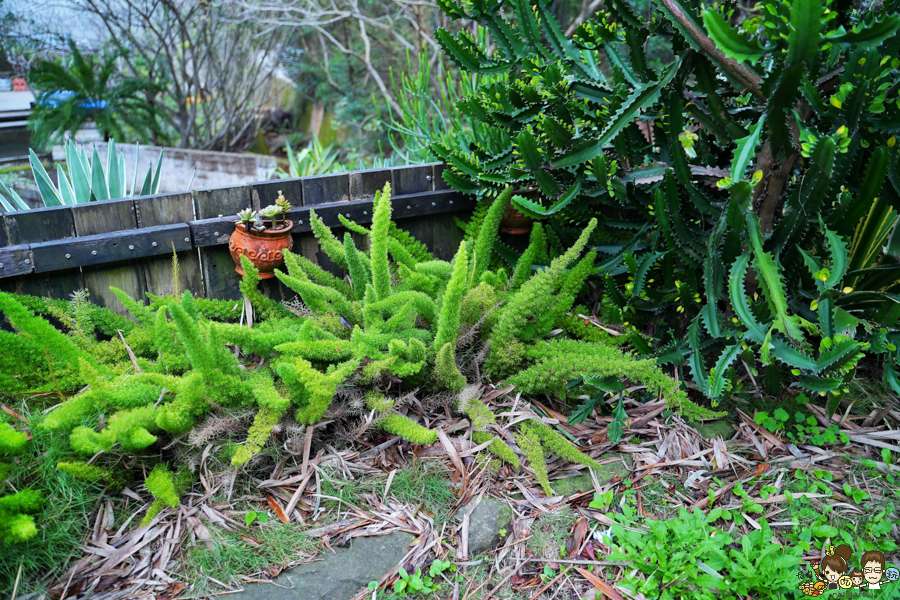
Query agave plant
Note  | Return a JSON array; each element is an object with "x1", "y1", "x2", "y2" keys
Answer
[
  {"x1": 0, "y1": 139, "x2": 164, "y2": 211},
  {"x1": 273, "y1": 137, "x2": 342, "y2": 179}
]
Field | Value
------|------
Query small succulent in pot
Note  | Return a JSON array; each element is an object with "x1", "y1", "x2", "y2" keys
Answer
[
  {"x1": 229, "y1": 196, "x2": 294, "y2": 278},
  {"x1": 237, "y1": 207, "x2": 257, "y2": 228},
  {"x1": 275, "y1": 190, "x2": 291, "y2": 225},
  {"x1": 259, "y1": 204, "x2": 280, "y2": 224}
]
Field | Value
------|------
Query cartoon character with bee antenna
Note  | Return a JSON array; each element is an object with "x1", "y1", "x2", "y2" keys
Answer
[
  {"x1": 798, "y1": 546, "x2": 852, "y2": 596},
  {"x1": 820, "y1": 545, "x2": 854, "y2": 590},
  {"x1": 797, "y1": 543, "x2": 898, "y2": 596}
]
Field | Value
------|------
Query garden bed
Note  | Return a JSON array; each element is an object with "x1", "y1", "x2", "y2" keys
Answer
[{"x1": 1, "y1": 181, "x2": 897, "y2": 600}]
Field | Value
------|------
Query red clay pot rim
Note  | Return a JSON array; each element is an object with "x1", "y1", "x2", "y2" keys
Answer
[{"x1": 235, "y1": 220, "x2": 293, "y2": 237}]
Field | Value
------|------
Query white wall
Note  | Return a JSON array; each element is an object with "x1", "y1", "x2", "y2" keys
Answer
[{"x1": 54, "y1": 142, "x2": 278, "y2": 194}]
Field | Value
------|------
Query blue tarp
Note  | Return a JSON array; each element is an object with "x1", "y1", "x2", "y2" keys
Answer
[{"x1": 37, "y1": 91, "x2": 108, "y2": 110}]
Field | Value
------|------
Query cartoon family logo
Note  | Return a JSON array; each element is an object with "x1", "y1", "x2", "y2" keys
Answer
[{"x1": 798, "y1": 545, "x2": 899, "y2": 597}]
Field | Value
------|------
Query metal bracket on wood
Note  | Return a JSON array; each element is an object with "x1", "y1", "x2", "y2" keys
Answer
[
  {"x1": 0, "y1": 245, "x2": 34, "y2": 278},
  {"x1": 30, "y1": 224, "x2": 193, "y2": 273},
  {"x1": 189, "y1": 189, "x2": 472, "y2": 248}
]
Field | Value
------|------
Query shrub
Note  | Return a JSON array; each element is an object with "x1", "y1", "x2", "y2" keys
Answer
[
  {"x1": 425, "y1": 0, "x2": 900, "y2": 412},
  {"x1": 0, "y1": 181, "x2": 712, "y2": 508}
]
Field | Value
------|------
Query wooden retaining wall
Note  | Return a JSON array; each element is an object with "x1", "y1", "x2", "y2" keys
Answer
[{"x1": 0, "y1": 163, "x2": 474, "y2": 315}]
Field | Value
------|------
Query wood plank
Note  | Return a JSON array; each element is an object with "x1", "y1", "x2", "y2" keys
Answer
[
  {"x1": 143, "y1": 248, "x2": 203, "y2": 299},
  {"x1": 30, "y1": 224, "x2": 192, "y2": 272},
  {"x1": 71, "y1": 198, "x2": 137, "y2": 236},
  {"x1": 200, "y1": 247, "x2": 241, "y2": 301},
  {"x1": 392, "y1": 165, "x2": 434, "y2": 195},
  {"x1": 432, "y1": 163, "x2": 451, "y2": 191},
  {"x1": 190, "y1": 218, "x2": 237, "y2": 247},
  {"x1": 390, "y1": 190, "x2": 472, "y2": 219},
  {"x1": 193, "y1": 185, "x2": 252, "y2": 219},
  {"x1": 0, "y1": 269, "x2": 85, "y2": 301},
  {"x1": 134, "y1": 192, "x2": 194, "y2": 227},
  {"x1": 0, "y1": 244, "x2": 33, "y2": 278},
  {"x1": 249, "y1": 178, "x2": 302, "y2": 211},
  {"x1": 3, "y1": 205, "x2": 75, "y2": 245},
  {"x1": 349, "y1": 169, "x2": 391, "y2": 200},
  {"x1": 396, "y1": 215, "x2": 434, "y2": 256},
  {"x1": 301, "y1": 173, "x2": 349, "y2": 205},
  {"x1": 135, "y1": 192, "x2": 202, "y2": 299},
  {"x1": 306, "y1": 200, "x2": 373, "y2": 231},
  {"x1": 194, "y1": 185, "x2": 251, "y2": 301},
  {"x1": 60, "y1": 197, "x2": 158, "y2": 314},
  {"x1": 392, "y1": 167, "x2": 436, "y2": 249},
  {"x1": 432, "y1": 213, "x2": 467, "y2": 261},
  {"x1": 82, "y1": 263, "x2": 146, "y2": 315}
]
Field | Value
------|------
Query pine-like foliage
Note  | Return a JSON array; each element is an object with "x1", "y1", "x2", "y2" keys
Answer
[
  {"x1": 370, "y1": 183, "x2": 393, "y2": 301},
  {"x1": 0, "y1": 180, "x2": 718, "y2": 537},
  {"x1": 0, "y1": 489, "x2": 43, "y2": 543},
  {"x1": 0, "y1": 422, "x2": 41, "y2": 544},
  {"x1": 141, "y1": 464, "x2": 191, "y2": 526},
  {"x1": 433, "y1": 241, "x2": 469, "y2": 353}
]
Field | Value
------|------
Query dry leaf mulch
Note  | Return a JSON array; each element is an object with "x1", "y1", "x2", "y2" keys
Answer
[{"x1": 40, "y1": 382, "x2": 900, "y2": 600}]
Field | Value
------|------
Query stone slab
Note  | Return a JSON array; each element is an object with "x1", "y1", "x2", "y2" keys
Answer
[
  {"x1": 551, "y1": 453, "x2": 633, "y2": 496},
  {"x1": 226, "y1": 531, "x2": 413, "y2": 600},
  {"x1": 696, "y1": 419, "x2": 736, "y2": 440},
  {"x1": 467, "y1": 498, "x2": 512, "y2": 555}
]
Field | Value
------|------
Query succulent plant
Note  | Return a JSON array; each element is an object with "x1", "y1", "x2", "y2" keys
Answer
[
  {"x1": 275, "y1": 191, "x2": 291, "y2": 213},
  {"x1": 236, "y1": 208, "x2": 257, "y2": 227},
  {"x1": 259, "y1": 205, "x2": 280, "y2": 220}
]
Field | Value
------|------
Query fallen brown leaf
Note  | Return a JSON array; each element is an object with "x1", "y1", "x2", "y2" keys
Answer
[{"x1": 575, "y1": 567, "x2": 626, "y2": 600}]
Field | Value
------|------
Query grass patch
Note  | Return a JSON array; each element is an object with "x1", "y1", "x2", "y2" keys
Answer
[
  {"x1": 320, "y1": 468, "x2": 379, "y2": 513},
  {"x1": 180, "y1": 522, "x2": 316, "y2": 596},
  {"x1": 391, "y1": 461, "x2": 456, "y2": 524},
  {"x1": 0, "y1": 412, "x2": 107, "y2": 597},
  {"x1": 526, "y1": 507, "x2": 576, "y2": 560}
]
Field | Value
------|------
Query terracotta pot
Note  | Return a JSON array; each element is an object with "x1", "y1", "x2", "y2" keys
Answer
[
  {"x1": 229, "y1": 220, "x2": 293, "y2": 279},
  {"x1": 500, "y1": 198, "x2": 533, "y2": 235}
]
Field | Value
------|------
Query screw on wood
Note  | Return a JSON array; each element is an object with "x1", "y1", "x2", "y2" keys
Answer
[
  {"x1": 91, "y1": 250, "x2": 97, "y2": 255},
  {"x1": 152, "y1": 241, "x2": 158, "y2": 247},
  {"x1": 65, "y1": 253, "x2": 71, "y2": 259},
  {"x1": 128, "y1": 245, "x2": 135, "y2": 250}
]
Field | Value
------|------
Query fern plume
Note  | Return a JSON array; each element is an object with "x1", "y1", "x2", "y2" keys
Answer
[{"x1": 371, "y1": 182, "x2": 393, "y2": 300}]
